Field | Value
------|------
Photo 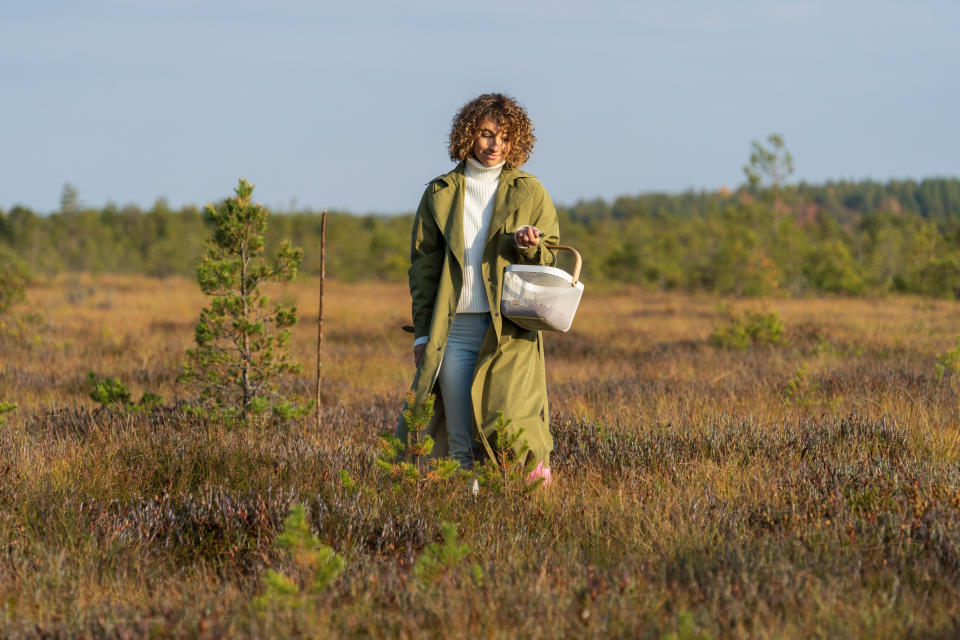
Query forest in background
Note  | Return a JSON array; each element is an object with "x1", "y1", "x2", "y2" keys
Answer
[{"x1": 3, "y1": 176, "x2": 960, "y2": 298}]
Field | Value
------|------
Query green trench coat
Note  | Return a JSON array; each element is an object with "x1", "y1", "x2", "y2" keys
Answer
[{"x1": 395, "y1": 162, "x2": 560, "y2": 466}]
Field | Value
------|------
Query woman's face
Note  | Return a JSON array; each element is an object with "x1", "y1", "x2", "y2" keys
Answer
[{"x1": 472, "y1": 119, "x2": 511, "y2": 167}]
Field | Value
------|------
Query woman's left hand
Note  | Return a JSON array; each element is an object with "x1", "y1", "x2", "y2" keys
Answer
[{"x1": 515, "y1": 225, "x2": 540, "y2": 248}]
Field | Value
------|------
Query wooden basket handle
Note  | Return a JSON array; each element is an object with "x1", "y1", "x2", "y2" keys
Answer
[{"x1": 543, "y1": 243, "x2": 582, "y2": 286}]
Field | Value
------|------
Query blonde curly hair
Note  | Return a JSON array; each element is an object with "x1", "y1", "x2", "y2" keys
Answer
[{"x1": 448, "y1": 93, "x2": 536, "y2": 169}]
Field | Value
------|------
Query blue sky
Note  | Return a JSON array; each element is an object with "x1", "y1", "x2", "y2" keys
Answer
[{"x1": 2, "y1": 0, "x2": 957, "y2": 214}]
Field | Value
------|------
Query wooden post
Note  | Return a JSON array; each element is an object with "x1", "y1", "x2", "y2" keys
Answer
[{"x1": 315, "y1": 210, "x2": 327, "y2": 431}]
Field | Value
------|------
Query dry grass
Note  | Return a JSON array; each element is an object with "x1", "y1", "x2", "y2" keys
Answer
[{"x1": 2, "y1": 275, "x2": 960, "y2": 638}]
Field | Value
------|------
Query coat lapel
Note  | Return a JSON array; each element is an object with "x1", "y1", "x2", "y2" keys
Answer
[
  {"x1": 429, "y1": 167, "x2": 465, "y2": 269},
  {"x1": 487, "y1": 168, "x2": 532, "y2": 243}
]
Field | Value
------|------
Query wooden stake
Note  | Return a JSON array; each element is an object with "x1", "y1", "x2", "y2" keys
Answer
[{"x1": 315, "y1": 210, "x2": 327, "y2": 431}]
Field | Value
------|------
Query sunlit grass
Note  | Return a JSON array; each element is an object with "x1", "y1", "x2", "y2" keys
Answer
[{"x1": 2, "y1": 275, "x2": 960, "y2": 637}]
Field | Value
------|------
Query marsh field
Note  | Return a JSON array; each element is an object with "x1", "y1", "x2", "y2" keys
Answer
[{"x1": 2, "y1": 274, "x2": 960, "y2": 638}]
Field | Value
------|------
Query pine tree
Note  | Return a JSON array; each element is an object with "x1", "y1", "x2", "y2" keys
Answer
[
  {"x1": 743, "y1": 133, "x2": 795, "y2": 231},
  {"x1": 181, "y1": 179, "x2": 304, "y2": 418}
]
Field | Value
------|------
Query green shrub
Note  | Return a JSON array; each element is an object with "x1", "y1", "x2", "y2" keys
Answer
[
  {"x1": 87, "y1": 372, "x2": 163, "y2": 410},
  {"x1": 0, "y1": 246, "x2": 28, "y2": 315},
  {"x1": 0, "y1": 401, "x2": 15, "y2": 425},
  {"x1": 935, "y1": 336, "x2": 960, "y2": 382},
  {"x1": 709, "y1": 310, "x2": 784, "y2": 349},
  {"x1": 87, "y1": 372, "x2": 132, "y2": 406},
  {"x1": 915, "y1": 255, "x2": 960, "y2": 299},
  {"x1": 802, "y1": 240, "x2": 865, "y2": 295},
  {"x1": 138, "y1": 391, "x2": 164, "y2": 409}
]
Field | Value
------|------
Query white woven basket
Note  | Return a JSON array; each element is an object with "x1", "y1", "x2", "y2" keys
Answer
[{"x1": 501, "y1": 244, "x2": 584, "y2": 332}]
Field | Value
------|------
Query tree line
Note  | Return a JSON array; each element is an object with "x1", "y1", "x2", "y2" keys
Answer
[{"x1": 2, "y1": 176, "x2": 960, "y2": 297}]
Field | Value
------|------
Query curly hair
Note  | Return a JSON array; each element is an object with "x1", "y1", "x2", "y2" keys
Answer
[{"x1": 448, "y1": 93, "x2": 536, "y2": 169}]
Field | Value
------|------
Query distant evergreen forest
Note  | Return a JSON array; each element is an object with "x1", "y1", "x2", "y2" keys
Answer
[{"x1": 3, "y1": 177, "x2": 960, "y2": 297}]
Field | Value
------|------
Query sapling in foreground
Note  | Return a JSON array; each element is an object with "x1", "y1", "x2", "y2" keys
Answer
[
  {"x1": 376, "y1": 391, "x2": 460, "y2": 487},
  {"x1": 255, "y1": 504, "x2": 344, "y2": 610}
]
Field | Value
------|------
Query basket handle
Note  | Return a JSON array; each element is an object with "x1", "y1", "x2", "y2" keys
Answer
[{"x1": 542, "y1": 243, "x2": 582, "y2": 286}]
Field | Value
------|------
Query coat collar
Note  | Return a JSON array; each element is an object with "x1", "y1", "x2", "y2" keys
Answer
[
  {"x1": 430, "y1": 162, "x2": 536, "y2": 249},
  {"x1": 432, "y1": 161, "x2": 531, "y2": 190}
]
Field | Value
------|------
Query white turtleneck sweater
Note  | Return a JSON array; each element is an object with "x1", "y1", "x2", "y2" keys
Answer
[
  {"x1": 414, "y1": 157, "x2": 503, "y2": 347},
  {"x1": 456, "y1": 156, "x2": 502, "y2": 314}
]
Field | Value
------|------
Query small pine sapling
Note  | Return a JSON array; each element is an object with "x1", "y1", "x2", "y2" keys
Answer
[
  {"x1": 476, "y1": 412, "x2": 542, "y2": 493},
  {"x1": 338, "y1": 469, "x2": 360, "y2": 496},
  {"x1": 402, "y1": 390, "x2": 435, "y2": 461},
  {"x1": 180, "y1": 179, "x2": 305, "y2": 420},
  {"x1": 425, "y1": 457, "x2": 461, "y2": 482},
  {"x1": 375, "y1": 391, "x2": 460, "y2": 487},
  {"x1": 255, "y1": 504, "x2": 344, "y2": 610},
  {"x1": 374, "y1": 431, "x2": 416, "y2": 483},
  {"x1": 413, "y1": 521, "x2": 482, "y2": 586}
]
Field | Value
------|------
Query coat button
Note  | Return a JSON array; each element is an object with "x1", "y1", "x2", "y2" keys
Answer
[
  {"x1": 495, "y1": 312, "x2": 500, "y2": 317},
  {"x1": 448, "y1": 312, "x2": 453, "y2": 318},
  {"x1": 487, "y1": 277, "x2": 493, "y2": 282},
  {"x1": 437, "y1": 346, "x2": 441, "y2": 351}
]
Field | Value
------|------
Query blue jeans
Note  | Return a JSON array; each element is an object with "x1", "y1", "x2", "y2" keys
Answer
[{"x1": 438, "y1": 313, "x2": 491, "y2": 468}]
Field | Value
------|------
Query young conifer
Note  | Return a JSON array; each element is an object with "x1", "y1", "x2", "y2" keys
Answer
[{"x1": 181, "y1": 179, "x2": 304, "y2": 418}]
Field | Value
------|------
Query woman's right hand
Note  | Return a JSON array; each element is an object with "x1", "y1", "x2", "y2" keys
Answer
[
  {"x1": 514, "y1": 225, "x2": 540, "y2": 248},
  {"x1": 414, "y1": 343, "x2": 426, "y2": 367}
]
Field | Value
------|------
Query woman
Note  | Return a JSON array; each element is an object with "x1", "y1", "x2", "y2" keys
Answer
[{"x1": 396, "y1": 93, "x2": 558, "y2": 477}]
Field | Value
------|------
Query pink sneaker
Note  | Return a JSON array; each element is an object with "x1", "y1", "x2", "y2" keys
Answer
[{"x1": 526, "y1": 461, "x2": 552, "y2": 485}]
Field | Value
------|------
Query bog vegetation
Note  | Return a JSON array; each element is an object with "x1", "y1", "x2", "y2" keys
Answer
[
  {"x1": 2, "y1": 152, "x2": 960, "y2": 635},
  {"x1": 1, "y1": 273, "x2": 960, "y2": 636}
]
